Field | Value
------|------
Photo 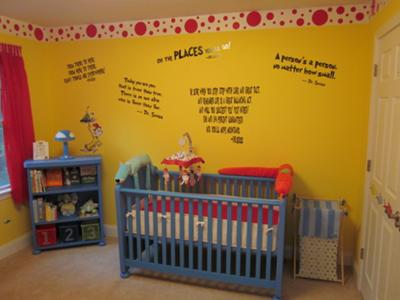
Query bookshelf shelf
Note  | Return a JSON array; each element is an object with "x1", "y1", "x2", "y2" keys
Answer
[
  {"x1": 24, "y1": 155, "x2": 106, "y2": 254},
  {"x1": 34, "y1": 214, "x2": 100, "y2": 225},
  {"x1": 32, "y1": 184, "x2": 99, "y2": 196}
]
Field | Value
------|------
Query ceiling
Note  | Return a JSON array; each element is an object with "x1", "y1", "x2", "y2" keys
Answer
[{"x1": 0, "y1": 0, "x2": 370, "y2": 27}]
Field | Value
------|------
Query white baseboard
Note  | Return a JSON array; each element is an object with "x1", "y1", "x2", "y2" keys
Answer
[
  {"x1": 0, "y1": 233, "x2": 31, "y2": 260},
  {"x1": 104, "y1": 224, "x2": 117, "y2": 237}
]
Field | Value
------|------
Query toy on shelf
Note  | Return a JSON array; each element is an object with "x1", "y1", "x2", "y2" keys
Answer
[
  {"x1": 161, "y1": 132, "x2": 205, "y2": 187},
  {"x1": 80, "y1": 199, "x2": 99, "y2": 217},
  {"x1": 57, "y1": 193, "x2": 78, "y2": 217}
]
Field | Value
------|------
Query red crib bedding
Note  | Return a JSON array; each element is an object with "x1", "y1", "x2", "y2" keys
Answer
[{"x1": 141, "y1": 197, "x2": 280, "y2": 225}]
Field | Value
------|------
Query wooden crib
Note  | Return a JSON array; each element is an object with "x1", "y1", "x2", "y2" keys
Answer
[{"x1": 115, "y1": 164, "x2": 287, "y2": 300}]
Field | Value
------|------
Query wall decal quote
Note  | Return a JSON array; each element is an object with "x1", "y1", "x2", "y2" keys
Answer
[
  {"x1": 273, "y1": 53, "x2": 338, "y2": 87},
  {"x1": 190, "y1": 86, "x2": 260, "y2": 144},
  {"x1": 117, "y1": 77, "x2": 163, "y2": 120},
  {"x1": 156, "y1": 42, "x2": 231, "y2": 64},
  {"x1": 64, "y1": 57, "x2": 105, "y2": 83}
]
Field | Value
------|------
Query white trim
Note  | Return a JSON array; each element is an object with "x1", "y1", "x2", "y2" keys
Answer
[
  {"x1": 0, "y1": 232, "x2": 31, "y2": 260},
  {"x1": 104, "y1": 224, "x2": 118, "y2": 237},
  {"x1": 358, "y1": 11, "x2": 400, "y2": 292},
  {"x1": 0, "y1": 185, "x2": 11, "y2": 201}
]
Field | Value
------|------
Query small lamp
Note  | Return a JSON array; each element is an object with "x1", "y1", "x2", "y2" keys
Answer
[{"x1": 54, "y1": 130, "x2": 75, "y2": 159}]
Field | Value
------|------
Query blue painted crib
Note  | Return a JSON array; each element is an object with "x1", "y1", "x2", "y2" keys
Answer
[{"x1": 115, "y1": 164, "x2": 287, "y2": 300}]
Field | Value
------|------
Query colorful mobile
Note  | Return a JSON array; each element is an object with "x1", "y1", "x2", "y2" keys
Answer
[
  {"x1": 161, "y1": 132, "x2": 205, "y2": 187},
  {"x1": 80, "y1": 107, "x2": 103, "y2": 153}
]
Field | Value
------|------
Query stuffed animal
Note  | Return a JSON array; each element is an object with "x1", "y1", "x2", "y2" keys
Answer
[
  {"x1": 80, "y1": 199, "x2": 98, "y2": 217},
  {"x1": 58, "y1": 193, "x2": 78, "y2": 217},
  {"x1": 115, "y1": 154, "x2": 152, "y2": 183}
]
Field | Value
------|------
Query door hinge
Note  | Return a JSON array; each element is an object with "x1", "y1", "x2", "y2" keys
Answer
[
  {"x1": 360, "y1": 247, "x2": 365, "y2": 260},
  {"x1": 367, "y1": 160, "x2": 372, "y2": 172},
  {"x1": 374, "y1": 64, "x2": 378, "y2": 77}
]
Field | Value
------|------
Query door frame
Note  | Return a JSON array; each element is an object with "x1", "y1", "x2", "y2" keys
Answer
[{"x1": 357, "y1": 12, "x2": 400, "y2": 291}]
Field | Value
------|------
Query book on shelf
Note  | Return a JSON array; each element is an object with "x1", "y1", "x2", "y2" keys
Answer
[
  {"x1": 69, "y1": 167, "x2": 81, "y2": 185},
  {"x1": 32, "y1": 198, "x2": 58, "y2": 222},
  {"x1": 80, "y1": 165, "x2": 97, "y2": 184},
  {"x1": 45, "y1": 169, "x2": 63, "y2": 187},
  {"x1": 30, "y1": 170, "x2": 46, "y2": 193}
]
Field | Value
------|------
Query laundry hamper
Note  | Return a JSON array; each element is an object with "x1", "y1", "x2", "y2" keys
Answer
[{"x1": 292, "y1": 197, "x2": 347, "y2": 284}]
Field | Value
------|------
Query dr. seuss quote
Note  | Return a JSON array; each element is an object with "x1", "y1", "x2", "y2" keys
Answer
[
  {"x1": 156, "y1": 41, "x2": 231, "y2": 64},
  {"x1": 190, "y1": 86, "x2": 260, "y2": 144},
  {"x1": 64, "y1": 57, "x2": 105, "y2": 83},
  {"x1": 117, "y1": 78, "x2": 163, "y2": 120},
  {"x1": 272, "y1": 53, "x2": 338, "y2": 87}
]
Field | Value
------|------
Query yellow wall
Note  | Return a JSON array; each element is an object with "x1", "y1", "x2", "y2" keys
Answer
[
  {"x1": 0, "y1": 34, "x2": 55, "y2": 245},
  {"x1": 44, "y1": 24, "x2": 372, "y2": 254},
  {"x1": 0, "y1": 14, "x2": 378, "y2": 258},
  {"x1": 370, "y1": 0, "x2": 400, "y2": 32}
]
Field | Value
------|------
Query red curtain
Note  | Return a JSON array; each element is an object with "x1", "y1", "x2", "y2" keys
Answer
[{"x1": 0, "y1": 43, "x2": 35, "y2": 205}]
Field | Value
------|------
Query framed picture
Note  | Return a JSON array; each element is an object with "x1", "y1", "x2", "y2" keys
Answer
[{"x1": 33, "y1": 140, "x2": 49, "y2": 160}]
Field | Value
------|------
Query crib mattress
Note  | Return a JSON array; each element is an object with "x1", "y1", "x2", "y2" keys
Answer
[{"x1": 127, "y1": 197, "x2": 279, "y2": 251}]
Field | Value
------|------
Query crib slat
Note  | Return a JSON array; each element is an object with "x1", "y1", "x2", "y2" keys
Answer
[
  {"x1": 152, "y1": 196, "x2": 159, "y2": 264},
  {"x1": 236, "y1": 202, "x2": 242, "y2": 276},
  {"x1": 127, "y1": 196, "x2": 134, "y2": 260},
  {"x1": 226, "y1": 202, "x2": 232, "y2": 275},
  {"x1": 189, "y1": 199, "x2": 194, "y2": 269},
  {"x1": 144, "y1": 197, "x2": 150, "y2": 261},
  {"x1": 216, "y1": 201, "x2": 222, "y2": 273},
  {"x1": 218, "y1": 178, "x2": 223, "y2": 195},
  {"x1": 198, "y1": 199, "x2": 203, "y2": 271},
  {"x1": 242, "y1": 179, "x2": 246, "y2": 197},
  {"x1": 211, "y1": 178, "x2": 215, "y2": 194},
  {"x1": 245, "y1": 203, "x2": 252, "y2": 277},
  {"x1": 207, "y1": 200, "x2": 213, "y2": 272},
  {"x1": 257, "y1": 182, "x2": 262, "y2": 198},
  {"x1": 227, "y1": 179, "x2": 231, "y2": 196},
  {"x1": 174, "y1": 176, "x2": 179, "y2": 193},
  {"x1": 250, "y1": 181, "x2": 255, "y2": 197},
  {"x1": 179, "y1": 198, "x2": 185, "y2": 267},
  {"x1": 135, "y1": 195, "x2": 142, "y2": 261},
  {"x1": 266, "y1": 204, "x2": 274, "y2": 280},
  {"x1": 160, "y1": 176, "x2": 165, "y2": 190},
  {"x1": 255, "y1": 204, "x2": 263, "y2": 279},
  {"x1": 170, "y1": 197, "x2": 176, "y2": 266},
  {"x1": 167, "y1": 176, "x2": 172, "y2": 191},
  {"x1": 234, "y1": 179, "x2": 239, "y2": 196},
  {"x1": 266, "y1": 182, "x2": 271, "y2": 198},
  {"x1": 161, "y1": 196, "x2": 167, "y2": 265}
]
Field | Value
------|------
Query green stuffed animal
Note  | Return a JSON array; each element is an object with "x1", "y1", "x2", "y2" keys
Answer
[{"x1": 114, "y1": 154, "x2": 152, "y2": 184}]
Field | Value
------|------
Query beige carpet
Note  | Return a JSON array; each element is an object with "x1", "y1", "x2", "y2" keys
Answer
[{"x1": 0, "y1": 238, "x2": 361, "y2": 300}]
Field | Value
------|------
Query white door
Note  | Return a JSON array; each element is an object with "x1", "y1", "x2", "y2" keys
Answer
[{"x1": 360, "y1": 22, "x2": 400, "y2": 300}]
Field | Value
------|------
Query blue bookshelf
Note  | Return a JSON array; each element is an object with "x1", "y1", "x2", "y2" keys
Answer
[{"x1": 24, "y1": 155, "x2": 106, "y2": 254}]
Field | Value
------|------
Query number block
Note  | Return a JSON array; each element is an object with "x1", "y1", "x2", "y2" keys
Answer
[
  {"x1": 58, "y1": 223, "x2": 80, "y2": 243},
  {"x1": 81, "y1": 222, "x2": 100, "y2": 241},
  {"x1": 36, "y1": 225, "x2": 57, "y2": 246}
]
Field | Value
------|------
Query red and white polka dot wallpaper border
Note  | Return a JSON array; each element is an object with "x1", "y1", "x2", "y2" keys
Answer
[{"x1": 0, "y1": 1, "x2": 390, "y2": 42}]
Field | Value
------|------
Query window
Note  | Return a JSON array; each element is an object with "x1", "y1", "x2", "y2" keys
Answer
[{"x1": 0, "y1": 78, "x2": 10, "y2": 197}]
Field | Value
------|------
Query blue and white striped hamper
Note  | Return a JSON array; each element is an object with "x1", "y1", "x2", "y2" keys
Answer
[
  {"x1": 297, "y1": 198, "x2": 344, "y2": 282},
  {"x1": 299, "y1": 198, "x2": 342, "y2": 239}
]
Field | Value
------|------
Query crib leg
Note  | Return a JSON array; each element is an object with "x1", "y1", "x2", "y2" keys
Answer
[
  {"x1": 120, "y1": 266, "x2": 130, "y2": 279},
  {"x1": 272, "y1": 297, "x2": 281, "y2": 300}
]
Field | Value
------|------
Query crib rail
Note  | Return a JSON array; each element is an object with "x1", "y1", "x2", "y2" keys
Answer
[
  {"x1": 156, "y1": 170, "x2": 277, "y2": 199},
  {"x1": 115, "y1": 185, "x2": 286, "y2": 293}
]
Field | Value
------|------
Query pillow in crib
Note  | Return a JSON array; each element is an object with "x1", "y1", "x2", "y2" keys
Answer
[{"x1": 218, "y1": 167, "x2": 279, "y2": 178}]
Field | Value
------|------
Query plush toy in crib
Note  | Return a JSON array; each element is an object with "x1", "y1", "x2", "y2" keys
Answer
[{"x1": 115, "y1": 154, "x2": 152, "y2": 183}]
